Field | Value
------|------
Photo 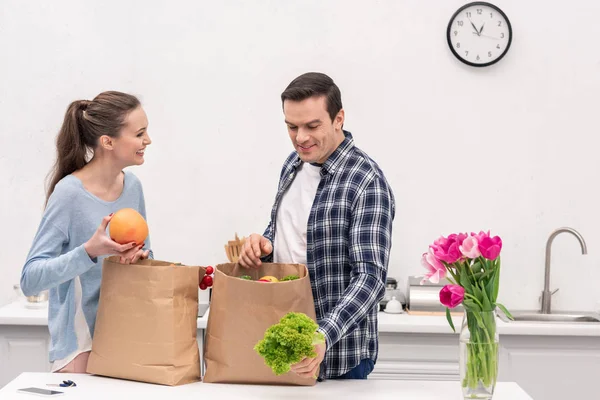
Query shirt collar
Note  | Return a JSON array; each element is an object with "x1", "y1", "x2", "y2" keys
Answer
[
  {"x1": 321, "y1": 130, "x2": 354, "y2": 175},
  {"x1": 288, "y1": 130, "x2": 354, "y2": 175}
]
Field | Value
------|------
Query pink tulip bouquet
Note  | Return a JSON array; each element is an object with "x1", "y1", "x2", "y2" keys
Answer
[{"x1": 421, "y1": 231, "x2": 512, "y2": 394}]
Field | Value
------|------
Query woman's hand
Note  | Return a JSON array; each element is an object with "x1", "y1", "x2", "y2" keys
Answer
[{"x1": 84, "y1": 214, "x2": 138, "y2": 259}]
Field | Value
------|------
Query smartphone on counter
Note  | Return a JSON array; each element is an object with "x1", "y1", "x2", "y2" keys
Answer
[{"x1": 17, "y1": 387, "x2": 64, "y2": 397}]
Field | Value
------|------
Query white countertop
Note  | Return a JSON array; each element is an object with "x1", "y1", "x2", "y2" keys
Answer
[
  {"x1": 0, "y1": 301, "x2": 211, "y2": 329},
  {"x1": 0, "y1": 373, "x2": 532, "y2": 400},
  {"x1": 0, "y1": 301, "x2": 49, "y2": 326},
  {"x1": 2, "y1": 300, "x2": 600, "y2": 337},
  {"x1": 376, "y1": 311, "x2": 600, "y2": 336}
]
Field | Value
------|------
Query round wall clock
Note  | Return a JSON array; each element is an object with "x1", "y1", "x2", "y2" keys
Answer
[{"x1": 447, "y1": 2, "x2": 513, "y2": 67}]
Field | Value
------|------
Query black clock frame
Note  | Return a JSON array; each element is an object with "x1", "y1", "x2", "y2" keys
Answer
[{"x1": 447, "y1": 2, "x2": 513, "y2": 67}]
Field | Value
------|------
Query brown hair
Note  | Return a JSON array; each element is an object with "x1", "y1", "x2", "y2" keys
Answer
[
  {"x1": 46, "y1": 91, "x2": 140, "y2": 202},
  {"x1": 281, "y1": 72, "x2": 343, "y2": 122}
]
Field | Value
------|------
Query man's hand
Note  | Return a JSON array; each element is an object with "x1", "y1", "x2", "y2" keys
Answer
[
  {"x1": 290, "y1": 342, "x2": 326, "y2": 379},
  {"x1": 238, "y1": 233, "x2": 273, "y2": 269}
]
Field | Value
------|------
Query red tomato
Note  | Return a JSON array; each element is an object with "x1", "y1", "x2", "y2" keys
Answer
[
  {"x1": 202, "y1": 275, "x2": 213, "y2": 287},
  {"x1": 205, "y1": 266, "x2": 214, "y2": 275},
  {"x1": 199, "y1": 282, "x2": 208, "y2": 290}
]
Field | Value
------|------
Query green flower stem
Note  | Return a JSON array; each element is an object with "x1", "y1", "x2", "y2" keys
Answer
[
  {"x1": 464, "y1": 293, "x2": 484, "y2": 310},
  {"x1": 441, "y1": 252, "x2": 505, "y2": 396},
  {"x1": 462, "y1": 311, "x2": 498, "y2": 391}
]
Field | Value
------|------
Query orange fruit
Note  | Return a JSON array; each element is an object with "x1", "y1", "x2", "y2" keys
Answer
[
  {"x1": 109, "y1": 208, "x2": 148, "y2": 245},
  {"x1": 259, "y1": 276, "x2": 279, "y2": 283}
]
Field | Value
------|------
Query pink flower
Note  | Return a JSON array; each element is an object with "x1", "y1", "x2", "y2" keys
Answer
[
  {"x1": 459, "y1": 235, "x2": 481, "y2": 258},
  {"x1": 420, "y1": 249, "x2": 446, "y2": 284},
  {"x1": 451, "y1": 233, "x2": 468, "y2": 247},
  {"x1": 479, "y1": 235, "x2": 502, "y2": 260},
  {"x1": 431, "y1": 233, "x2": 467, "y2": 264},
  {"x1": 439, "y1": 284, "x2": 465, "y2": 308},
  {"x1": 472, "y1": 230, "x2": 490, "y2": 243}
]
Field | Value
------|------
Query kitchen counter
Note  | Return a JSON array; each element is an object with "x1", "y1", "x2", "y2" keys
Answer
[
  {"x1": 0, "y1": 301, "x2": 49, "y2": 326},
  {"x1": 3, "y1": 301, "x2": 600, "y2": 336},
  {"x1": 377, "y1": 310, "x2": 600, "y2": 336},
  {"x1": 0, "y1": 301, "x2": 211, "y2": 330},
  {"x1": 0, "y1": 373, "x2": 532, "y2": 399},
  {"x1": 1, "y1": 301, "x2": 596, "y2": 399}
]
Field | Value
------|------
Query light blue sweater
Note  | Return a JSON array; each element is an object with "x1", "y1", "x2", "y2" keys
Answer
[{"x1": 20, "y1": 170, "x2": 153, "y2": 362}]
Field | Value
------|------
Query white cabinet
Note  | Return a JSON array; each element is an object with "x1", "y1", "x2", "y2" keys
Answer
[
  {"x1": 498, "y1": 335, "x2": 600, "y2": 399},
  {"x1": 0, "y1": 325, "x2": 206, "y2": 388},
  {"x1": 372, "y1": 332, "x2": 459, "y2": 380},
  {"x1": 0, "y1": 325, "x2": 51, "y2": 387},
  {"x1": 372, "y1": 331, "x2": 600, "y2": 400},
  {"x1": 2, "y1": 311, "x2": 600, "y2": 400}
]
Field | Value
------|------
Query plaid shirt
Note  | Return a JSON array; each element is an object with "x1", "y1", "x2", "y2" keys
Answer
[{"x1": 262, "y1": 131, "x2": 395, "y2": 379}]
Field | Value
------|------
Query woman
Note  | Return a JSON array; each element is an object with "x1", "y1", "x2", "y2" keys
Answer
[{"x1": 20, "y1": 91, "x2": 153, "y2": 373}]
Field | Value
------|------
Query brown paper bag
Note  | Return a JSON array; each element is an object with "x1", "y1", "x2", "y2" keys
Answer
[
  {"x1": 86, "y1": 256, "x2": 205, "y2": 386},
  {"x1": 203, "y1": 263, "x2": 318, "y2": 386}
]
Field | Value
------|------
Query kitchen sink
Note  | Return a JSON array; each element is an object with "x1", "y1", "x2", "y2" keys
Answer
[
  {"x1": 497, "y1": 228, "x2": 599, "y2": 325},
  {"x1": 497, "y1": 310, "x2": 600, "y2": 323}
]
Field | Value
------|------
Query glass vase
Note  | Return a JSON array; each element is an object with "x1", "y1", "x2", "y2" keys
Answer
[{"x1": 459, "y1": 310, "x2": 499, "y2": 399}]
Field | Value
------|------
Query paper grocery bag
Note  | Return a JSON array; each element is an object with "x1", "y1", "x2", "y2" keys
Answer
[
  {"x1": 203, "y1": 263, "x2": 318, "y2": 386},
  {"x1": 87, "y1": 256, "x2": 205, "y2": 386}
]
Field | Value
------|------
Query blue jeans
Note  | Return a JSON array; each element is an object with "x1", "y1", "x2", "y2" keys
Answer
[{"x1": 332, "y1": 359, "x2": 375, "y2": 379}]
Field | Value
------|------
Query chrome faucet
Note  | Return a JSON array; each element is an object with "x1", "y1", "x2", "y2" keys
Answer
[{"x1": 541, "y1": 227, "x2": 587, "y2": 314}]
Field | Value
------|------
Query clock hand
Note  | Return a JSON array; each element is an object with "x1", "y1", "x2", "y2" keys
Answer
[
  {"x1": 479, "y1": 22, "x2": 485, "y2": 35},
  {"x1": 469, "y1": 19, "x2": 480, "y2": 36},
  {"x1": 472, "y1": 32, "x2": 500, "y2": 40}
]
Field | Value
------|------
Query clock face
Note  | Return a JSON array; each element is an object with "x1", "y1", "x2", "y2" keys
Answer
[{"x1": 447, "y1": 2, "x2": 512, "y2": 67}]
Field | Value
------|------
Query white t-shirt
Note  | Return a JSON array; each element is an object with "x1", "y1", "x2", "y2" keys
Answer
[
  {"x1": 273, "y1": 162, "x2": 322, "y2": 265},
  {"x1": 50, "y1": 276, "x2": 93, "y2": 372}
]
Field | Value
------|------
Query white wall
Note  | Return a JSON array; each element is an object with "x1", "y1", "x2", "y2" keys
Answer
[{"x1": 1, "y1": 0, "x2": 599, "y2": 312}]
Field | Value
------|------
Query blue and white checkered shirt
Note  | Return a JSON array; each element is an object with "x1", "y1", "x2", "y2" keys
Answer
[{"x1": 262, "y1": 131, "x2": 395, "y2": 379}]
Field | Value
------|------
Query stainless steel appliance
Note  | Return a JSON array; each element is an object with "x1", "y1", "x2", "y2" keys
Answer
[{"x1": 406, "y1": 276, "x2": 463, "y2": 313}]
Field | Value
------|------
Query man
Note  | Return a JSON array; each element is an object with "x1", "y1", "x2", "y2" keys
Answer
[{"x1": 239, "y1": 72, "x2": 395, "y2": 380}]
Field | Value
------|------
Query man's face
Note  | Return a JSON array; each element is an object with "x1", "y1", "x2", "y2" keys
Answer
[{"x1": 284, "y1": 96, "x2": 344, "y2": 164}]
